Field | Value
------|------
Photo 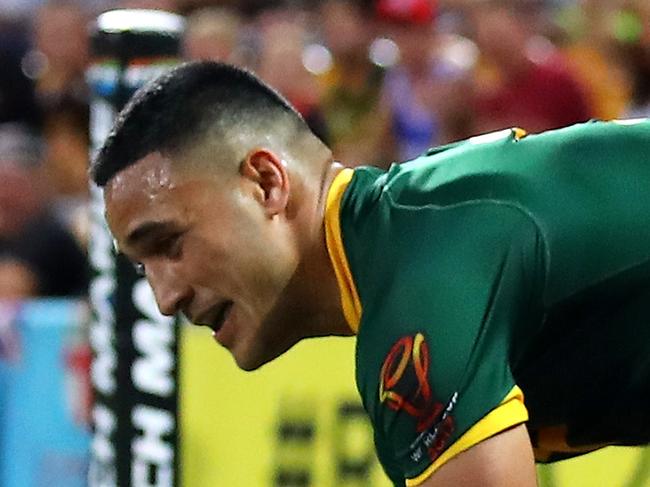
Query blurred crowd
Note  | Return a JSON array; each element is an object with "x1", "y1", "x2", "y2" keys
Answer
[{"x1": 0, "y1": 0, "x2": 648, "y2": 300}]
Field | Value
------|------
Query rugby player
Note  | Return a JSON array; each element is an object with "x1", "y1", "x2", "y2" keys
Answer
[{"x1": 91, "y1": 62, "x2": 650, "y2": 486}]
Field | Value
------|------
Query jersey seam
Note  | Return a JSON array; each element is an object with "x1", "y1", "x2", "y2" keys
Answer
[
  {"x1": 381, "y1": 191, "x2": 552, "y2": 292},
  {"x1": 381, "y1": 190, "x2": 650, "y2": 309}
]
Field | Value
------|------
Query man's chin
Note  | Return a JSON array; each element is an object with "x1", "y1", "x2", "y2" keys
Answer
[
  {"x1": 231, "y1": 341, "x2": 294, "y2": 372},
  {"x1": 230, "y1": 346, "x2": 272, "y2": 372},
  {"x1": 235, "y1": 356, "x2": 264, "y2": 372},
  {"x1": 229, "y1": 326, "x2": 302, "y2": 371}
]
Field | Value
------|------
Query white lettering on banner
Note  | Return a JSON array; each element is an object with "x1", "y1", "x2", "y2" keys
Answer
[
  {"x1": 88, "y1": 94, "x2": 120, "y2": 487},
  {"x1": 132, "y1": 279, "x2": 176, "y2": 396},
  {"x1": 88, "y1": 186, "x2": 115, "y2": 272},
  {"x1": 132, "y1": 318, "x2": 175, "y2": 396},
  {"x1": 89, "y1": 184, "x2": 117, "y2": 396},
  {"x1": 132, "y1": 405, "x2": 175, "y2": 487},
  {"x1": 90, "y1": 275, "x2": 116, "y2": 394},
  {"x1": 89, "y1": 404, "x2": 117, "y2": 486}
]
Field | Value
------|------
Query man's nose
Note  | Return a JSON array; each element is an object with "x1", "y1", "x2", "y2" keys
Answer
[{"x1": 145, "y1": 261, "x2": 191, "y2": 317}]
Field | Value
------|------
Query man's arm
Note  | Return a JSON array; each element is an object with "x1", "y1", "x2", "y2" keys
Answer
[{"x1": 418, "y1": 424, "x2": 537, "y2": 487}]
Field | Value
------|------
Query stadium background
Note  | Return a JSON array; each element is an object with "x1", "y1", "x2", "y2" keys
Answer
[
  {"x1": 0, "y1": 0, "x2": 649, "y2": 485},
  {"x1": 1, "y1": 306, "x2": 648, "y2": 486}
]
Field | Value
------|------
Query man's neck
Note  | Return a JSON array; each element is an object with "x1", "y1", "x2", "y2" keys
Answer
[{"x1": 298, "y1": 161, "x2": 351, "y2": 339}]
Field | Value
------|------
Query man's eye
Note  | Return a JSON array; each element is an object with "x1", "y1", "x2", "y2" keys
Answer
[
  {"x1": 134, "y1": 262, "x2": 146, "y2": 277},
  {"x1": 162, "y1": 234, "x2": 183, "y2": 259}
]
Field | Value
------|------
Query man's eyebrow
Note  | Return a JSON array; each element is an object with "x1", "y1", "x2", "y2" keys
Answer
[{"x1": 126, "y1": 220, "x2": 177, "y2": 248}]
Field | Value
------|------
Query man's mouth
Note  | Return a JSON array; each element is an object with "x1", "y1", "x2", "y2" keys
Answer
[
  {"x1": 208, "y1": 300, "x2": 234, "y2": 334},
  {"x1": 193, "y1": 300, "x2": 234, "y2": 334}
]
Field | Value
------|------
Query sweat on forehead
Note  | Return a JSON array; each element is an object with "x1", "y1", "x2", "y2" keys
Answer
[
  {"x1": 104, "y1": 152, "x2": 176, "y2": 204},
  {"x1": 102, "y1": 151, "x2": 200, "y2": 254}
]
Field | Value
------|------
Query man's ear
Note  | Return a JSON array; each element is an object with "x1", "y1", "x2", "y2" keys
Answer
[{"x1": 240, "y1": 148, "x2": 290, "y2": 217}]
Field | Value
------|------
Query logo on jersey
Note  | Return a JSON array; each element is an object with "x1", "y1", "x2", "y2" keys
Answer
[{"x1": 379, "y1": 333, "x2": 456, "y2": 463}]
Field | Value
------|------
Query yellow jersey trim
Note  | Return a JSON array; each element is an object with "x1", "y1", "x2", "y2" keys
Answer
[
  {"x1": 406, "y1": 385, "x2": 528, "y2": 486},
  {"x1": 324, "y1": 168, "x2": 363, "y2": 333},
  {"x1": 513, "y1": 127, "x2": 528, "y2": 140}
]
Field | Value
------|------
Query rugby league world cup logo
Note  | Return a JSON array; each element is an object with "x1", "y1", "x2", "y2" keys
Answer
[{"x1": 379, "y1": 333, "x2": 455, "y2": 462}]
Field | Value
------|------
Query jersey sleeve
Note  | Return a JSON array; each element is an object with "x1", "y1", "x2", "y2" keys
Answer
[{"x1": 349, "y1": 198, "x2": 548, "y2": 485}]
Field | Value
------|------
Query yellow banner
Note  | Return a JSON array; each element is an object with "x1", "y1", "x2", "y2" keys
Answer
[
  {"x1": 180, "y1": 327, "x2": 392, "y2": 486},
  {"x1": 180, "y1": 326, "x2": 650, "y2": 486}
]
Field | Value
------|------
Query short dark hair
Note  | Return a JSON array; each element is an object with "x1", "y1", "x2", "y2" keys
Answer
[{"x1": 90, "y1": 61, "x2": 309, "y2": 187}]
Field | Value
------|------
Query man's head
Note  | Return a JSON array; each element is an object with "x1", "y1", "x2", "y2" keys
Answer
[
  {"x1": 184, "y1": 7, "x2": 243, "y2": 63},
  {"x1": 0, "y1": 123, "x2": 45, "y2": 237},
  {"x1": 470, "y1": 1, "x2": 539, "y2": 73},
  {"x1": 321, "y1": 0, "x2": 375, "y2": 62},
  {"x1": 91, "y1": 61, "x2": 332, "y2": 370},
  {"x1": 376, "y1": 0, "x2": 437, "y2": 70}
]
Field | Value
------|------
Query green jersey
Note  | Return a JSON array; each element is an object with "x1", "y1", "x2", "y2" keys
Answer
[{"x1": 323, "y1": 120, "x2": 650, "y2": 486}]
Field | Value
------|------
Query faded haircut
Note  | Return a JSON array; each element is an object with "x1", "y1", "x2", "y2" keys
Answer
[{"x1": 90, "y1": 61, "x2": 310, "y2": 187}]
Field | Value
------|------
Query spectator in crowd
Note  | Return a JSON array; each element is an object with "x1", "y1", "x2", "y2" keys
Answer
[
  {"x1": 255, "y1": 7, "x2": 329, "y2": 143},
  {"x1": 40, "y1": 94, "x2": 90, "y2": 238},
  {"x1": 26, "y1": 1, "x2": 93, "y2": 241},
  {"x1": 184, "y1": 6, "x2": 244, "y2": 64},
  {"x1": 554, "y1": 0, "x2": 631, "y2": 120},
  {"x1": 0, "y1": 124, "x2": 88, "y2": 298},
  {"x1": 317, "y1": 0, "x2": 390, "y2": 166},
  {"x1": 377, "y1": 0, "x2": 473, "y2": 161},
  {"x1": 32, "y1": 1, "x2": 90, "y2": 111},
  {"x1": 470, "y1": 0, "x2": 592, "y2": 134},
  {"x1": 619, "y1": 0, "x2": 650, "y2": 117}
]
